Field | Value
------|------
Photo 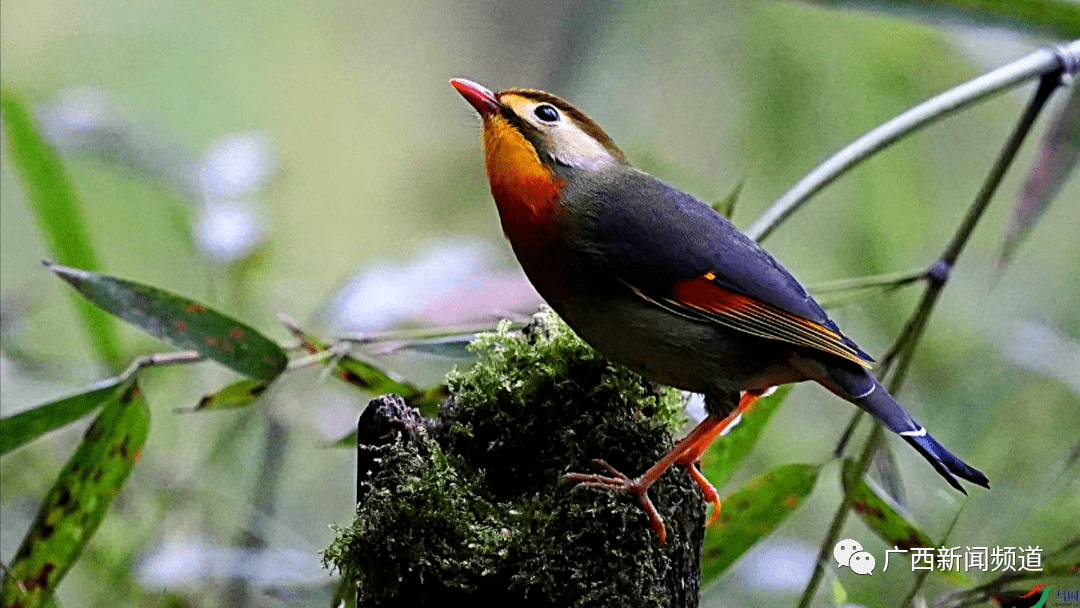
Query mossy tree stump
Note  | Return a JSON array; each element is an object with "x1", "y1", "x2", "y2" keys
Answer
[{"x1": 324, "y1": 310, "x2": 706, "y2": 607}]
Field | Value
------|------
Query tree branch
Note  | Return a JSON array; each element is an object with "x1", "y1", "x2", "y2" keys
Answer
[
  {"x1": 794, "y1": 55, "x2": 1070, "y2": 608},
  {"x1": 748, "y1": 40, "x2": 1080, "y2": 242}
]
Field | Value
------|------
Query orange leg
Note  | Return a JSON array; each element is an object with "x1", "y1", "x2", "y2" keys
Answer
[
  {"x1": 677, "y1": 388, "x2": 766, "y2": 527},
  {"x1": 566, "y1": 388, "x2": 768, "y2": 543}
]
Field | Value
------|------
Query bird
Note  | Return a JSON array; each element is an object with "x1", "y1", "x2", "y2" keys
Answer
[{"x1": 451, "y1": 78, "x2": 988, "y2": 543}]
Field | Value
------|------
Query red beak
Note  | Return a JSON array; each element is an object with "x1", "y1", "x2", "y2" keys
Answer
[{"x1": 451, "y1": 78, "x2": 501, "y2": 118}]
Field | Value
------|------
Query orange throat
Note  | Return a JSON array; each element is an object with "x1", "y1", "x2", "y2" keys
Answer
[{"x1": 482, "y1": 116, "x2": 562, "y2": 249}]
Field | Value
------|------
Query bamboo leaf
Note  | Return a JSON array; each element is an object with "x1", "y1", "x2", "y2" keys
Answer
[
  {"x1": 47, "y1": 263, "x2": 288, "y2": 381},
  {"x1": 334, "y1": 358, "x2": 447, "y2": 409},
  {"x1": 701, "y1": 463, "x2": 820, "y2": 584},
  {"x1": 1002, "y1": 82, "x2": 1080, "y2": 267},
  {"x1": 285, "y1": 321, "x2": 446, "y2": 410},
  {"x1": 194, "y1": 378, "x2": 272, "y2": 411},
  {"x1": 0, "y1": 86, "x2": 122, "y2": 368},
  {"x1": 333, "y1": 355, "x2": 423, "y2": 398},
  {"x1": 700, "y1": 385, "x2": 792, "y2": 490},
  {"x1": 0, "y1": 377, "x2": 129, "y2": 456},
  {"x1": 0, "y1": 382, "x2": 149, "y2": 608},
  {"x1": 842, "y1": 459, "x2": 970, "y2": 586}
]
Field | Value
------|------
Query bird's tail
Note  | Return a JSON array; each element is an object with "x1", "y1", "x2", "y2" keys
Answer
[{"x1": 824, "y1": 363, "x2": 989, "y2": 493}]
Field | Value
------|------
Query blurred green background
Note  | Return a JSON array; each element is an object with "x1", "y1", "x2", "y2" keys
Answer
[{"x1": 2, "y1": 1, "x2": 1078, "y2": 606}]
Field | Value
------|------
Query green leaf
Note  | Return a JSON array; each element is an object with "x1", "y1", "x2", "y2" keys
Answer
[
  {"x1": 290, "y1": 324, "x2": 446, "y2": 410},
  {"x1": 194, "y1": 379, "x2": 272, "y2": 410},
  {"x1": 831, "y1": 575, "x2": 848, "y2": 605},
  {"x1": 0, "y1": 86, "x2": 122, "y2": 369},
  {"x1": 47, "y1": 263, "x2": 288, "y2": 381},
  {"x1": 1003, "y1": 82, "x2": 1080, "y2": 267},
  {"x1": 336, "y1": 357, "x2": 447, "y2": 409},
  {"x1": 0, "y1": 381, "x2": 150, "y2": 608},
  {"x1": 289, "y1": 326, "x2": 416, "y2": 394},
  {"x1": 286, "y1": 322, "x2": 447, "y2": 421},
  {"x1": 700, "y1": 385, "x2": 792, "y2": 490},
  {"x1": 701, "y1": 463, "x2": 820, "y2": 584},
  {"x1": 0, "y1": 377, "x2": 129, "y2": 455},
  {"x1": 842, "y1": 459, "x2": 970, "y2": 586},
  {"x1": 333, "y1": 355, "x2": 423, "y2": 398}
]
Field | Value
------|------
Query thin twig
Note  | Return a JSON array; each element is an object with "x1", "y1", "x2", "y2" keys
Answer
[
  {"x1": 340, "y1": 320, "x2": 528, "y2": 348},
  {"x1": 794, "y1": 56, "x2": 1069, "y2": 608},
  {"x1": 808, "y1": 267, "x2": 927, "y2": 295},
  {"x1": 286, "y1": 349, "x2": 337, "y2": 370},
  {"x1": 900, "y1": 508, "x2": 965, "y2": 607},
  {"x1": 934, "y1": 536, "x2": 1080, "y2": 608},
  {"x1": 118, "y1": 350, "x2": 204, "y2": 381},
  {"x1": 811, "y1": 268, "x2": 928, "y2": 310},
  {"x1": 748, "y1": 40, "x2": 1080, "y2": 243},
  {"x1": 887, "y1": 69, "x2": 1061, "y2": 391},
  {"x1": 833, "y1": 410, "x2": 864, "y2": 458}
]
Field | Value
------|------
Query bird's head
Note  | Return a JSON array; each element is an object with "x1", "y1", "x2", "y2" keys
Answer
[{"x1": 451, "y1": 79, "x2": 626, "y2": 235}]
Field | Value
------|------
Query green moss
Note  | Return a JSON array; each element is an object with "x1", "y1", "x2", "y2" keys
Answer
[
  {"x1": 323, "y1": 435, "x2": 510, "y2": 597},
  {"x1": 324, "y1": 309, "x2": 702, "y2": 606}
]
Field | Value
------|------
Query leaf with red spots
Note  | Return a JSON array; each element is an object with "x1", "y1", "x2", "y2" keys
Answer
[
  {"x1": 1002, "y1": 82, "x2": 1080, "y2": 267},
  {"x1": 193, "y1": 379, "x2": 272, "y2": 411},
  {"x1": 332, "y1": 358, "x2": 447, "y2": 420},
  {"x1": 0, "y1": 377, "x2": 130, "y2": 455},
  {"x1": 0, "y1": 381, "x2": 149, "y2": 608},
  {"x1": 285, "y1": 321, "x2": 446, "y2": 413},
  {"x1": 333, "y1": 356, "x2": 423, "y2": 398},
  {"x1": 700, "y1": 385, "x2": 792, "y2": 491},
  {"x1": 701, "y1": 463, "x2": 819, "y2": 584},
  {"x1": 842, "y1": 459, "x2": 970, "y2": 586},
  {"x1": 46, "y1": 263, "x2": 288, "y2": 381}
]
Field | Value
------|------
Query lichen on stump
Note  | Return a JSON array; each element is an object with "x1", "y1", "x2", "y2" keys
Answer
[{"x1": 323, "y1": 309, "x2": 706, "y2": 607}]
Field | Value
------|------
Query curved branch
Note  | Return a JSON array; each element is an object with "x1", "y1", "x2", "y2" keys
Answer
[
  {"x1": 795, "y1": 54, "x2": 1071, "y2": 608},
  {"x1": 748, "y1": 40, "x2": 1080, "y2": 242}
]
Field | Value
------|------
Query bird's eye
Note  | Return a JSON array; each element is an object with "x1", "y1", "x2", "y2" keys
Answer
[{"x1": 533, "y1": 104, "x2": 560, "y2": 123}]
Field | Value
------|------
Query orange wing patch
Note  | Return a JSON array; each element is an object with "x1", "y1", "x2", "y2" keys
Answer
[{"x1": 663, "y1": 273, "x2": 872, "y2": 367}]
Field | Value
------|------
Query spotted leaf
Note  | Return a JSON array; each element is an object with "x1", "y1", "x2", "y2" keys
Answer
[
  {"x1": 0, "y1": 377, "x2": 129, "y2": 455},
  {"x1": 0, "y1": 381, "x2": 149, "y2": 608},
  {"x1": 47, "y1": 263, "x2": 287, "y2": 381},
  {"x1": 843, "y1": 458, "x2": 970, "y2": 586},
  {"x1": 701, "y1": 463, "x2": 819, "y2": 584},
  {"x1": 701, "y1": 385, "x2": 792, "y2": 491},
  {"x1": 193, "y1": 379, "x2": 272, "y2": 411}
]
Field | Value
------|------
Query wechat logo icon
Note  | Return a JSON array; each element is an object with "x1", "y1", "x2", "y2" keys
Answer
[{"x1": 834, "y1": 539, "x2": 876, "y2": 575}]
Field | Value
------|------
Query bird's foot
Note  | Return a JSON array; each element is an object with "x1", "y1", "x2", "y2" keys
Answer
[
  {"x1": 683, "y1": 461, "x2": 721, "y2": 527},
  {"x1": 566, "y1": 459, "x2": 667, "y2": 544}
]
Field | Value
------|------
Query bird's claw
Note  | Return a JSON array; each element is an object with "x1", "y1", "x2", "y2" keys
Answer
[
  {"x1": 684, "y1": 462, "x2": 722, "y2": 527},
  {"x1": 565, "y1": 459, "x2": 668, "y2": 544},
  {"x1": 564, "y1": 459, "x2": 630, "y2": 483}
]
